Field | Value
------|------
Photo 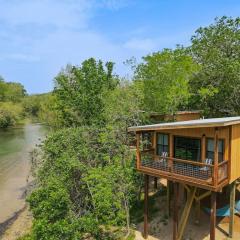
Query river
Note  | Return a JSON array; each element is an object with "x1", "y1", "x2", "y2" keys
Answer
[{"x1": 0, "y1": 124, "x2": 48, "y2": 224}]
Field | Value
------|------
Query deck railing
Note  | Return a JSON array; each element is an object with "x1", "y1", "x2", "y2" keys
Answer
[{"x1": 139, "y1": 150, "x2": 228, "y2": 187}]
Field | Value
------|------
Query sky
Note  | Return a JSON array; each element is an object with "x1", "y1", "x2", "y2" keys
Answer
[{"x1": 0, "y1": 0, "x2": 239, "y2": 94}]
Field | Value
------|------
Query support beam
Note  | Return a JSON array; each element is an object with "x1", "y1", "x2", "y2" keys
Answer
[
  {"x1": 143, "y1": 174, "x2": 149, "y2": 239},
  {"x1": 178, "y1": 187, "x2": 196, "y2": 240},
  {"x1": 210, "y1": 191, "x2": 216, "y2": 240},
  {"x1": 173, "y1": 182, "x2": 179, "y2": 240},
  {"x1": 167, "y1": 180, "x2": 171, "y2": 217},
  {"x1": 154, "y1": 177, "x2": 158, "y2": 189},
  {"x1": 229, "y1": 181, "x2": 236, "y2": 238}
]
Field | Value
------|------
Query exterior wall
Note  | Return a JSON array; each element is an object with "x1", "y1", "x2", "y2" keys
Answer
[
  {"x1": 154, "y1": 127, "x2": 230, "y2": 162},
  {"x1": 230, "y1": 124, "x2": 240, "y2": 183}
]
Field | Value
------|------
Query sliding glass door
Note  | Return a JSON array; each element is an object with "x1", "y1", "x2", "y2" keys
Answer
[{"x1": 174, "y1": 136, "x2": 201, "y2": 161}]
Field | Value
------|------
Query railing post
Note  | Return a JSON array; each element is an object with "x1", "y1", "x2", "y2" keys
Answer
[
  {"x1": 136, "y1": 133, "x2": 141, "y2": 169},
  {"x1": 213, "y1": 128, "x2": 219, "y2": 186}
]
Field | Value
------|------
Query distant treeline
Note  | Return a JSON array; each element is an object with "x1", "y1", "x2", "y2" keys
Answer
[{"x1": 0, "y1": 77, "x2": 55, "y2": 128}]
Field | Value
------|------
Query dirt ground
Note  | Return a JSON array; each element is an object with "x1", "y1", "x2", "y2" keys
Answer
[
  {"x1": 134, "y1": 180, "x2": 240, "y2": 240},
  {"x1": 135, "y1": 213, "x2": 240, "y2": 240},
  {"x1": 0, "y1": 207, "x2": 32, "y2": 240}
]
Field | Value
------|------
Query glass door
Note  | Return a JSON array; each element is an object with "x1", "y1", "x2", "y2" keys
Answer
[{"x1": 174, "y1": 136, "x2": 201, "y2": 161}]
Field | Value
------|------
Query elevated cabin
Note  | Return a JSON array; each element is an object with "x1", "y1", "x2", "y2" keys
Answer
[{"x1": 128, "y1": 116, "x2": 240, "y2": 240}]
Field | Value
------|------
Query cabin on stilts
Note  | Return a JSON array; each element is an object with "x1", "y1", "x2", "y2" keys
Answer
[{"x1": 128, "y1": 116, "x2": 240, "y2": 240}]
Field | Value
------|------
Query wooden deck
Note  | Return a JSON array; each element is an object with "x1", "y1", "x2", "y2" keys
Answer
[{"x1": 137, "y1": 151, "x2": 229, "y2": 191}]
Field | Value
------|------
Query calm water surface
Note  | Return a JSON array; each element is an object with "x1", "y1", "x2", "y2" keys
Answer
[{"x1": 0, "y1": 124, "x2": 48, "y2": 223}]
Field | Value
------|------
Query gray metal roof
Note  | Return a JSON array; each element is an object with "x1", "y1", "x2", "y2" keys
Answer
[{"x1": 128, "y1": 116, "x2": 240, "y2": 132}]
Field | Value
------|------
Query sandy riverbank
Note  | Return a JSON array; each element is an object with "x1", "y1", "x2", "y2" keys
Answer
[{"x1": 0, "y1": 207, "x2": 32, "y2": 240}]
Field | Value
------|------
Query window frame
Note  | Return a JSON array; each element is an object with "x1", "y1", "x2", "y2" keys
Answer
[
  {"x1": 206, "y1": 138, "x2": 225, "y2": 163},
  {"x1": 156, "y1": 133, "x2": 169, "y2": 156},
  {"x1": 173, "y1": 135, "x2": 202, "y2": 162}
]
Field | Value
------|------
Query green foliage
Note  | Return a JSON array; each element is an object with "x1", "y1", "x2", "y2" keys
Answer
[
  {"x1": 135, "y1": 47, "x2": 199, "y2": 114},
  {"x1": 28, "y1": 126, "x2": 139, "y2": 239},
  {"x1": 0, "y1": 78, "x2": 26, "y2": 102},
  {"x1": 189, "y1": 16, "x2": 240, "y2": 116},
  {"x1": 0, "y1": 102, "x2": 24, "y2": 128},
  {"x1": 54, "y1": 58, "x2": 118, "y2": 127}
]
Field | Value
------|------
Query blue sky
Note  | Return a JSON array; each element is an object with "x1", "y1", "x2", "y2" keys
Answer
[{"x1": 0, "y1": 0, "x2": 239, "y2": 94}]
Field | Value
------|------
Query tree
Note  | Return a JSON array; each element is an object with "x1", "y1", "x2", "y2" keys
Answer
[
  {"x1": 27, "y1": 126, "x2": 138, "y2": 239},
  {"x1": 135, "y1": 48, "x2": 199, "y2": 114},
  {"x1": 54, "y1": 58, "x2": 118, "y2": 127},
  {"x1": 189, "y1": 16, "x2": 240, "y2": 116}
]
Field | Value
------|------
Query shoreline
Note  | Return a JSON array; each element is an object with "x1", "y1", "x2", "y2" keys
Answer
[{"x1": 0, "y1": 206, "x2": 27, "y2": 237}]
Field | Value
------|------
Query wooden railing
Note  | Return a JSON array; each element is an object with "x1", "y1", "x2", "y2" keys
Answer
[{"x1": 139, "y1": 151, "x2": 229, "y2": 187}]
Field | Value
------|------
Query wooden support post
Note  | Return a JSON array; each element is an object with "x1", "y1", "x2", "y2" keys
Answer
[
  {"x1": 213, "y1": 128, "x2": 219, "y2": 186},
  {"x1": 210, "y1": 191, "x2": 216, "y2": 240},
  {"x1": 154, "y1": 177, "x2": 158, "y2": 189},
  {"x1": 173, "y1": 182, "x2": 179, "y2": 240},
  {"x1": 143, "y1": 174, "x2": 149, "y2": 239},
  {"x1": 229, "y1": 181, "x2": 236, "y2": 238},
  {"x1": 167, "y1": 180, "x2": 171, "y2": 217},
  {"x1": 195, "y1": 199, "x2": 201, "y2": 225},
  {"x1": 136, "y1": 133, "x2": 141, "y2": 169}
]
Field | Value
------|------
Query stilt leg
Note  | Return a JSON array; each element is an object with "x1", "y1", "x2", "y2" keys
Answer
[
  {"x1": 167, "y1": 180, "x2": 171, "y2": 217},
  {"x1": 173, "y1": 182, "x2": 179, "y2": 240},
  {"x1": 195, "y1": 200, "x2": 200, "y2": 225},
  {"x1": 154, "y1": 177, "x2": 158, "y2": 189},
  {"x1": 229, "y1": 181, "x2": 236, "y2": 238},
  {"x1": 143, "y1": 175, "x2": 149, "y2": 239},
  {"x1": 210, "y1": 191, "x2": 216, "y2": 240}
]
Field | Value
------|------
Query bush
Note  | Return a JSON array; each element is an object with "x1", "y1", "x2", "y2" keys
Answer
[
  {"x1": 27, "y1": 126, "x2": 138, "y2": 239},
  {"x1": 0, "y1": 102, "x2": 24, "y2": 128}
]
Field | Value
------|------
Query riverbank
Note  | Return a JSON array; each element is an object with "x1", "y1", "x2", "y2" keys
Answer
[
  {"x1": 0, "y1": 124, "x2": 47, "y2": 239},
  {"x1": 0, "y1": 206, "x2": 32, "y2": 240}
]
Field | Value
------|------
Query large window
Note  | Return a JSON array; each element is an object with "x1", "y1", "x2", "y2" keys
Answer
[
  {"x1": 142, "y1": 132, "x2": 153, "y2": 150},
  {"x1": 206, "y1": 138, "x2": 224, "y2": 162},
  {"x1": 174, "y1": 136, "x2": 201, "y2": 161},
  {"x1": 157, "y1": 133, "x2": 169, "y2": 155}
]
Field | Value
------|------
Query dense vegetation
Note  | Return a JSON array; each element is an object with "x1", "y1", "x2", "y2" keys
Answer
[{"x1": 14, "y1": 16, "x2": 240, "y2": 239}]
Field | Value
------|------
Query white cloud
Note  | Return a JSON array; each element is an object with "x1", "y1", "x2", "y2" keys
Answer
[{"x1": 123, "y1": 38, "x2": 157, "y2": 51}]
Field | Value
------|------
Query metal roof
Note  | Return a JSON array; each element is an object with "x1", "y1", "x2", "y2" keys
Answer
[{"x1": 128, "y1": 116, "x2": 240, "y2": 132}]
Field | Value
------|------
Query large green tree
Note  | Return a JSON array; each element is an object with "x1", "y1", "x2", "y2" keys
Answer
[
  {"x1": 189, "y1": 16, "x2": 240, "y2": 116},
  {"x1": 54, "y1": 58, "x2": 118, "y2": 127},
  {"x1": 135, "y1": 48, "x2": 199, "y2": 115}
]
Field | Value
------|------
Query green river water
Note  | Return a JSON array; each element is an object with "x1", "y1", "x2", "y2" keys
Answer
[{"x1": 0, "y1": 124, "x2": 47, "y2": 224}]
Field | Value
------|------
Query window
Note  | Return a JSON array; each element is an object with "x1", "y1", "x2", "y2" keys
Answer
[
  {"x1": 174, "y1": 136, "x2": 201, "y2": 161},
  {"x1": 206, "y1": 139, "x2": 224, "y2": 162},
  {"x1": 157, "y1": 133, "x2": 169, "y2": 155},
  {"x1": 142, "y1": 132, "x2": 153, "y2": 150}
]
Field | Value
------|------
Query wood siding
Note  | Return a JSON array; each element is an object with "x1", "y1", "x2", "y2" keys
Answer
[{"x1": 230, "y1": 124, "x2": 240, "y2": 182}]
